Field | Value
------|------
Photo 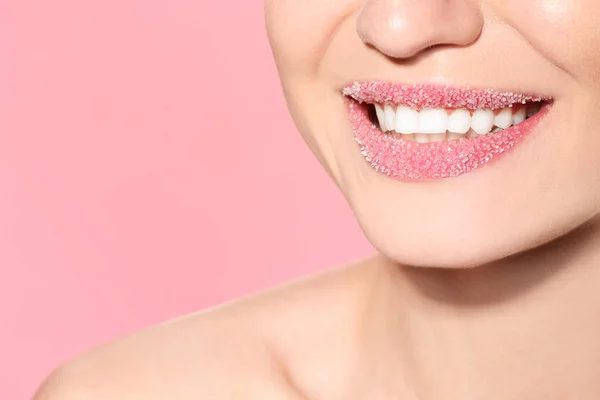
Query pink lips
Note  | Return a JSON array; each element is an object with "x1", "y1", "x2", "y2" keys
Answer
[{"x1": 344, "y1": 82, "x2": 552, "y2": 180}]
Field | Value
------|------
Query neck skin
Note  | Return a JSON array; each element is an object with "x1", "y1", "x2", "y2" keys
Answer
[{"x1": 360, "y1": 217, "x2": 600, "y2": 399}]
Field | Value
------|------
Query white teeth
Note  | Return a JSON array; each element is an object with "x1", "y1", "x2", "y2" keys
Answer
[
  {"x1": 494, "y1": 107, "x2": 513, "y2": 129},
  {"x1": 375, "y1": 104, "x2": 387, "y2": 132},
  {"x1": 512, "y1": 107, "x2": 526, "y2": 125},
  {"x1": 384, "y1": 104, "x2": 395, "y2": 132},
  {"x1": 471, "y1": 109, "x2": 494, "y2": 135},
  {"x1": 448, "y1": 109, "x2": 471, "y2": 134},
  {"x1": 372, "y1": 102, "x2": 543, "y2": 140},
  {"x1": 414, "y1": 133, "x2": 430, "y2": 143},
  {"x1": 418, "y1": 108, "x2": 448, "y2": 134},
  {"x1": 395, "y1": 106, "x2": 419, "y2": 134}
]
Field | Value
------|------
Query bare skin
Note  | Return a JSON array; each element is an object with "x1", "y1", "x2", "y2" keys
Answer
[
  {"x1": 35, "y1": 217, "x2": 600, "y2": 399},
  {"x1": 34, "y1": 0, "x2": 600, "y2": 398}
]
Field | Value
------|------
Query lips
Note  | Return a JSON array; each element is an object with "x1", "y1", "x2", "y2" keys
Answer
[{"x1": 343, "y1": 82, "x2": 553, "y2": 180}]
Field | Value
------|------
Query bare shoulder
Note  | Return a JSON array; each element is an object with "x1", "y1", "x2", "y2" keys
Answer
[{"x1": 33, "y1": 260, "x2": 373, "y2": 400}]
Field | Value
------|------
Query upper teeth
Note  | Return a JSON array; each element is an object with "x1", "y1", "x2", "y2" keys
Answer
[{"x1": 374, "y1": 104, "x2": 534, "y2": 137}]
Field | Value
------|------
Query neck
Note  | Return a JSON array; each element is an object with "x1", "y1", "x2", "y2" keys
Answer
[{"x1": 367, "y1": 217, "x2": 600, "y2": 399}]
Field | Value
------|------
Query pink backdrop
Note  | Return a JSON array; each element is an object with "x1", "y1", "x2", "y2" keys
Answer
[{"x1": 0, "y1": 1, "x2": 372, "y2": 398}]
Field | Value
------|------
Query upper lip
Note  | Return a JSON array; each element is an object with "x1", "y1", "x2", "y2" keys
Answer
[{"x1": 342, "y1": 81, "x2": 552, "y2": 110}]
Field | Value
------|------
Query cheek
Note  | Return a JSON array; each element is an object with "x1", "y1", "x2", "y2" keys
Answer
[
  {"x1": 265, "y1": 0, "x2": 357, "y2": 77},
  {"x1": 265, "y1": 0, "x2": 359, "y2": 179},
  {"x1": 495, "y1": 0, "x2": 600, "y2": 84}
]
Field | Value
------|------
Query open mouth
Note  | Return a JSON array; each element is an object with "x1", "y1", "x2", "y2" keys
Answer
[
  {"x1": 343, "y1": 82, "x2": 553, "y2": 180},
  {"x1": 367, "y1": 100, "x2": 546, "y2": 143}
]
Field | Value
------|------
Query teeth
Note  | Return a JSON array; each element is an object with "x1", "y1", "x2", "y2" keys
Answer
[
  {"x1": 494, "y1": 107, "x2": 513, "y2": 129},
  {"x1": 448, "y1": 109, "x2": 471, "y2": 134},
  {"x1": 395, "y1": 106, "x2": 419, "y2": 134},
  {"x1": 471, "y1": 109, "x2": 494, "y2": 135},
  {"x1": 428, "y1": 133, "x2": 447, "y2": 143},
  {"x1": 512, "y1": 107, "x2": 526, "y2": 125},
  {"x1": 418, "y1": 109, "x2": 448, "y2": 134},
  {"x1": 384, "y1": 104, "x2": 396, "y2": 132},
  {"x1": 414, "y1": 133, "x2": 430, "y2": 143},
  {"x1": 447, "y1": 132, "x2": 464, "y2": 141},
  {"x1": 373, "y1": 102, "x2": 542, "y2": 139},
  {"x1": 375, "y1": 104, "x2": 387, "y2": 131}
]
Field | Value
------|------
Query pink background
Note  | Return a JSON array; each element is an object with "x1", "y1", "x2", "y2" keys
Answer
[{"x1": 0, "y1": 1, "x2": 372, "y2": 398}]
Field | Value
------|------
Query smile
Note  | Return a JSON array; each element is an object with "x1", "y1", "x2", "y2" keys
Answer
[{"x1": 343, "y1": 82, "x2": 553, "y2": 180}]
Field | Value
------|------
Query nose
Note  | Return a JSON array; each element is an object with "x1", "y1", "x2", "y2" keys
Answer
[{"x1": 356, "y1": 0, "x2": 483, "y2": 59}]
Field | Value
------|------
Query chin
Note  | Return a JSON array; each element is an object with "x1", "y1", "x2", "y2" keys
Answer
[
  {"x1": 353, "y1": 198, "x2": 600, "y2": 270},
  {"x1": 353, "y1": 205, "x2": 518, "y2": 269},
  {"x1": 344, "y1": 168, "x2": 597, "y2": 269}
]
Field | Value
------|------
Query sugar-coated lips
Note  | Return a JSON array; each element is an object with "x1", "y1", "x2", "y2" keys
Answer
[{"x1": 343, "y1": 81, "x2": 553, "y2": 181}]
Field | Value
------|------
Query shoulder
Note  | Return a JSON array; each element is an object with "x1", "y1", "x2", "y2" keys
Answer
[
  {"x1": 33, "y1": 307, "x2": 300, "y2": 400},
  {"x1": 33, "y1": 305, "x2": 295, "y2": 400},
  {"x1": 32, "y1": 260, "x2": 374, "y2": 400}
]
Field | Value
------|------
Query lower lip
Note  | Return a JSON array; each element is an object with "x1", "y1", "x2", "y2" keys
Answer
[{"x1": 347, "y1": 99, "x2": 552, "y2": 181}]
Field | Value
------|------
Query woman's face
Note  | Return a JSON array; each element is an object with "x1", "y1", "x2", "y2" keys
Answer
[{"x1": 265, "y1": 0, "x2": 600, "y2": 268}]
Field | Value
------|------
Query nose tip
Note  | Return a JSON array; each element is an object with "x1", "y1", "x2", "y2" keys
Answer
[{"x1": 356, "y1": 0, "x2": 483, "y2": 59}]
